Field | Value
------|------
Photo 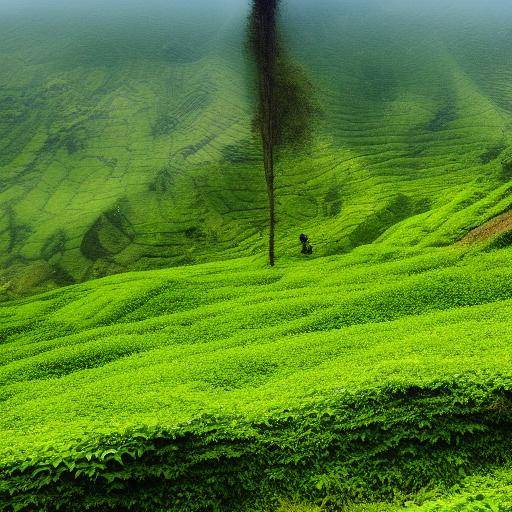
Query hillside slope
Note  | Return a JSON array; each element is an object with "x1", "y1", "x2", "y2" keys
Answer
[
  {"x1": 1, "y1": 243, "x2": 512, "y2": 510},
  {"x1": 2, "y1": 1, "x2": 512, "y2": 510},
  {"x1": 2, "y1": 0, "x2": 512, "y2": 297}
]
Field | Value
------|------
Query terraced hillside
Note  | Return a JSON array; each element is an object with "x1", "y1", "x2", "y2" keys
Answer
[
  {"x1": 2, "y1": 0, "x2": 512, "y2": 298},
  {"x1": 1, "y1": 243, "x2": 512, "y2": 510},
  {"x1": 3, "y1": 0, "x2": 512, "y2": 510},
  {"x1": 0, "y1": 0, "x2": 259, "y2": 295}
]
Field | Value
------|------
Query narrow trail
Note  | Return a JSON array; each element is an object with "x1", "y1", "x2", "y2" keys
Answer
[{"x1": 459, "y1": 209, "x2": 512, "y2": 245}]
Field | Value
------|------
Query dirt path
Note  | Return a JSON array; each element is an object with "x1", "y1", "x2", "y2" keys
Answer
[{"x1": 459, "y1": 209, "x2": 512, "y2": 245}]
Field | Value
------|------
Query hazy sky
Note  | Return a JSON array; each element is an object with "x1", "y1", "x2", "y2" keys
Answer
[
  {"x1": 1, "y1": 0, "x2": 512, "y2": 28},
  {"x1": 1, "y1": 0, "x2": 511, "y2": 12},
  {"x1": 0, "y1": 0, "x2": 248, "y2": 20}
]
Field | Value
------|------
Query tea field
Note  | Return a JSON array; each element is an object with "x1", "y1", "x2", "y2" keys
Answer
[
  {"x1": 2, "y1": 243, "x2": 512, "y2": 509},
  {"x1": 2, "y1": 0, "x2": 512, "y2": 296},
  {"x1": 2, "y1": 0, "x2": 512, "y2": 510}
]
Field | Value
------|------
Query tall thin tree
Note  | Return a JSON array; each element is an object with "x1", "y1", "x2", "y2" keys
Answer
[
  {"x1": 248, "y1": 0, "x2": 317, "y2": 266},
  {"x1": 249, "y1": 0, "x2": 279, "y2": 266}
]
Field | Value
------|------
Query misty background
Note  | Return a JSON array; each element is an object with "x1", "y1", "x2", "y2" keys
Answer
[{"x1": 2, "y1": 0, "x2": 512, "y2": 291}]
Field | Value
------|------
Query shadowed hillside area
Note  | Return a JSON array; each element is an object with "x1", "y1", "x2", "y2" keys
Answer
[
  {"x1": 2, "y1": 0, "x2": 512, "y2": 511},
  {"x1": 2, "y1": 0, "x2": 512, "y2": 297}
]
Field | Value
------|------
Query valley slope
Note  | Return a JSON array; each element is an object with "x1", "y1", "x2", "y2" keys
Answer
[
  {"x1": 2, "y1": 0, "x2": 512, "y2": 510},
  {"x1": 2, "y1": 0, "x2": 512, "y2": 296}
]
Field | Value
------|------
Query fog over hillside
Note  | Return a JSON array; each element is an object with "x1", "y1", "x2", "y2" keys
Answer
[
  {"x1": 3, "y1": 2, "x2": 512, "y2": 511},
  {"x1": 1, "y1": 0, "x2": 512, "y2": 296}
]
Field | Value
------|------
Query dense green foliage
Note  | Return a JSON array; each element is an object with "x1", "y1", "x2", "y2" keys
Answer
[
  {"x1": 2, "y1": 245, "x2": 512, "y2": 509},
  {"x1": 2, "y1": 0, "x2": 512, "y2": 296},
  {"x1": 2, "y1": 0, "x2": 512, "y2": 510}
]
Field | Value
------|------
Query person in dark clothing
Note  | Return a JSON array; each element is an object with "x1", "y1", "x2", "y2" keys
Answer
[{"x1": 299, "y1": 233, "x2": 313, "y2": 255}]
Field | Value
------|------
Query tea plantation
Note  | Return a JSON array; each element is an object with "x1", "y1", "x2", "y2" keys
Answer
[
  {"x1": 1, "y1": 244, "x2": 512, "y2": 510},
  {"x1": 2, "y1": 0, "x2": 512, "y2": 510},
  {"x1": 2, "y1": 0, "x2": 512, "y2": 297}
]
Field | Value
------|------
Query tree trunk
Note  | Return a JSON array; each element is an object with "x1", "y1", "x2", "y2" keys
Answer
[
  {"x1": 251, "y1": 1, "x2": 278, "y2": 266},
  {"x1": 258, "y1": 7, "x2": 277, "y2": 266},
  {"x1": 261, "y1": 69, "x2": 275, "y2": 266},
  {"x1": 264, "y1": 144, "x2": 275, "y2": 266},
  {"x1": 250, "y1": 0, "x2": 315, "y2": 265}
]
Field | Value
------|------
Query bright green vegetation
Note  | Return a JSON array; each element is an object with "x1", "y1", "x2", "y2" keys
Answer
[
  {"x1": 2, "y1": 0, "x2": 512, "y2": 510},
  {"x1": 2, "y1": 244, "x2": 512, "y2": 510},
  {"x1": 282, "y1": 467, "x2": 512, "y2": 511}
]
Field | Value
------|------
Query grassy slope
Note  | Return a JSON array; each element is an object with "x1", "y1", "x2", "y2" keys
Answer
[
  {"x1": 1, "y1": 244, "x2": 512, "y2": 509},
  {"x1": 2, "y1": 0, "x2": 512, "y2": 297},
  {"x1": 0, "y1": 0, "x2": 262, "y2": 293},
  {"x1": 2, "y1": 0, "x2": 512, "y2": 510},
  {"x1": 283, "y1": 466, "x2": 512, "y2": 511}
]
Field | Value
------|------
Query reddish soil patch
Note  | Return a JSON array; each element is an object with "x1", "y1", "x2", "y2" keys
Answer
[{"x1": 459, "y1": 210, "x2": 512, "y2": 245}]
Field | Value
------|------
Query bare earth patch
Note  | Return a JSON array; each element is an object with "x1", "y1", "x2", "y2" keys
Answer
[{"x1": 459, "y1": 210, "x2": 512, "y2": 245}]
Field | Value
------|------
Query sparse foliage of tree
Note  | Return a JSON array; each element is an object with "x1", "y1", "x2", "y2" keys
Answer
[{"x1": 248, "y1": 0, "x2": 317, "y2": 266}]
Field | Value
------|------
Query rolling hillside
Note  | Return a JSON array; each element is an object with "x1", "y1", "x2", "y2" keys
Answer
[
  {"x1": 2, "y1": 0, "x2": 512, "y2": 510},
  {"x1": 2, "y1": 0, "x2": 512, "y2": 298},
  {"x1": 2, "y1": 244, "x2": 512, "y2": 510}
]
